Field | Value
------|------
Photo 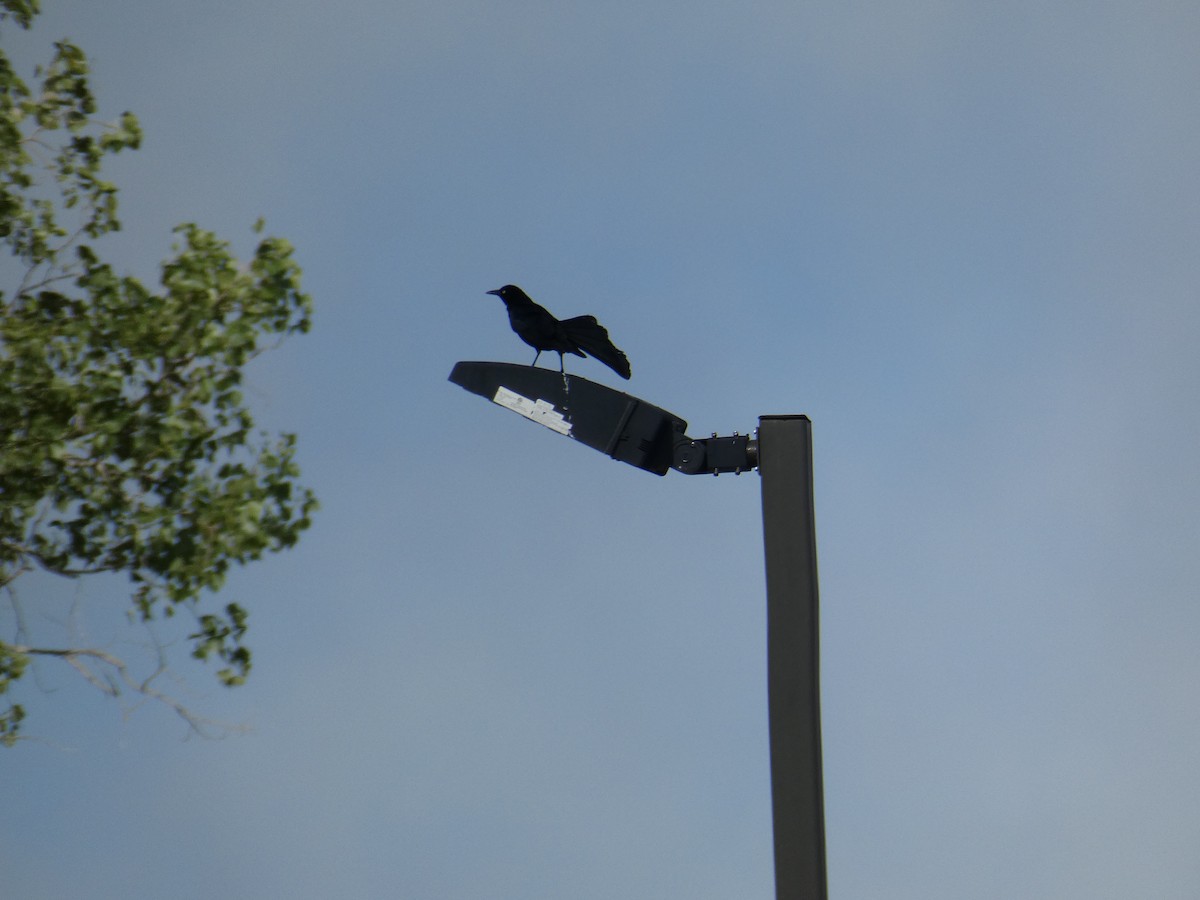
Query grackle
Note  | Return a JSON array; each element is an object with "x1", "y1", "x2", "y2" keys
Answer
[{"x1": 486, "y1": 284, "x2": 631, "y2": 380}]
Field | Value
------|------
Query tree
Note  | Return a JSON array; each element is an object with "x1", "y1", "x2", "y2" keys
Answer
[{"x1": 1, "y1": 1, "x2": 317, "y2": 744}]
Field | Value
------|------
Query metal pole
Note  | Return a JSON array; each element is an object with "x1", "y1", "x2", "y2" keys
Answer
[{"x1": 758, "y1": 415, "x2": 827, "y2": 900}]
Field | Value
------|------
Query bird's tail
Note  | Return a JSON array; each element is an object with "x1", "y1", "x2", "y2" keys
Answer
[{"x1": 561, "y1": 315, "x2": 632, "y2": 380}]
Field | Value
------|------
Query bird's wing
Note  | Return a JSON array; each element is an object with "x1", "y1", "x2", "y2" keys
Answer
[{"x1": 560, "y1": 315, "x2": 631, "y2": 379}]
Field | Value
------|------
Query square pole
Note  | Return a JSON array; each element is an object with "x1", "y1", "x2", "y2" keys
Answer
[{"x1": 758, "y1": 415, "x2": 827, "y2": 900}]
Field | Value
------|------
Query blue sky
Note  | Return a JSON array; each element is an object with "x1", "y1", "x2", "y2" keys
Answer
[{"x1": 3, "y1": 2, "x2": 1199, "y2": 897}]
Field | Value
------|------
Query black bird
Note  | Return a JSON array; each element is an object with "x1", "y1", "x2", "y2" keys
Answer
[{"x1": 486, "y1": 284, "x2": 631, "y2": 380}]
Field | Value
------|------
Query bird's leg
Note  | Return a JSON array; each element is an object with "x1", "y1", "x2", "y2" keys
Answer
[
  {"x1": 557, "y1": 352, "x2": 566, "y2": 374},
  {"x1": 531, "y1": 350, "x2": 541, "y2": 367}
]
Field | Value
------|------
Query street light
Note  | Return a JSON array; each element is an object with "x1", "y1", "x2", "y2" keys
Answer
[{"x1": 450, "y1": 361, "x2": 827, "y2": 900}]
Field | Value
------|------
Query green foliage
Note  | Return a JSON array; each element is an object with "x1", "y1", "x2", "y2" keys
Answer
[
  {"x1": 0, "y1": 1, "x2": 40, "y2": 31},
  {"x1": 0, "y1": 640, "x2": 27, "y2": 746},
  {"x1": 1, "y1": 6, "x2": 316, "y2": 742}
]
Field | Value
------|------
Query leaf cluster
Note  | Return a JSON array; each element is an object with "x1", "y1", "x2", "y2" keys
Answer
[
  {"x1": 0, "y1": 1, "x2": 38, "y2": 31},
  {"x1": 1, "y1": 5, "x2": 316, "y2": 743}
]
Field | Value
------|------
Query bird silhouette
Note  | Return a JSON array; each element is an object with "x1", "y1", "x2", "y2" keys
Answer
[{"x1": 486, "y1": 284, "x2": 631, "y2": 380}]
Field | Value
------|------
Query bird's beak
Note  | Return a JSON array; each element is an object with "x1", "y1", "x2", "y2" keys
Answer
[{"x1": 486, "y1": 288, "x2": 501, "y2": 297}]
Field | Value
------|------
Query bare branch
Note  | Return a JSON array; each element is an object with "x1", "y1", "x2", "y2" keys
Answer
[
  {"x1": 12, "y1": 643, "x2": 248, "y2": 739},
  {"x1": 0, "y1": 562, "x2": 33, "y2": 592},
  {"x1": 13, "y1": 268, "x2": 78, "y2": 297},
  {"x1": 1, "y1": 540, "x2": 117, "y2": 579}
]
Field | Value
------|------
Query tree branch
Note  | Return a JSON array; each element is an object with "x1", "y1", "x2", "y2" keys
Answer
[
  {"x1": 12, "y1": 643, "x2": 247, "y2": 739},
  {"x1": 0, "y1": 539, "x2": 117, "y2": 578}
]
